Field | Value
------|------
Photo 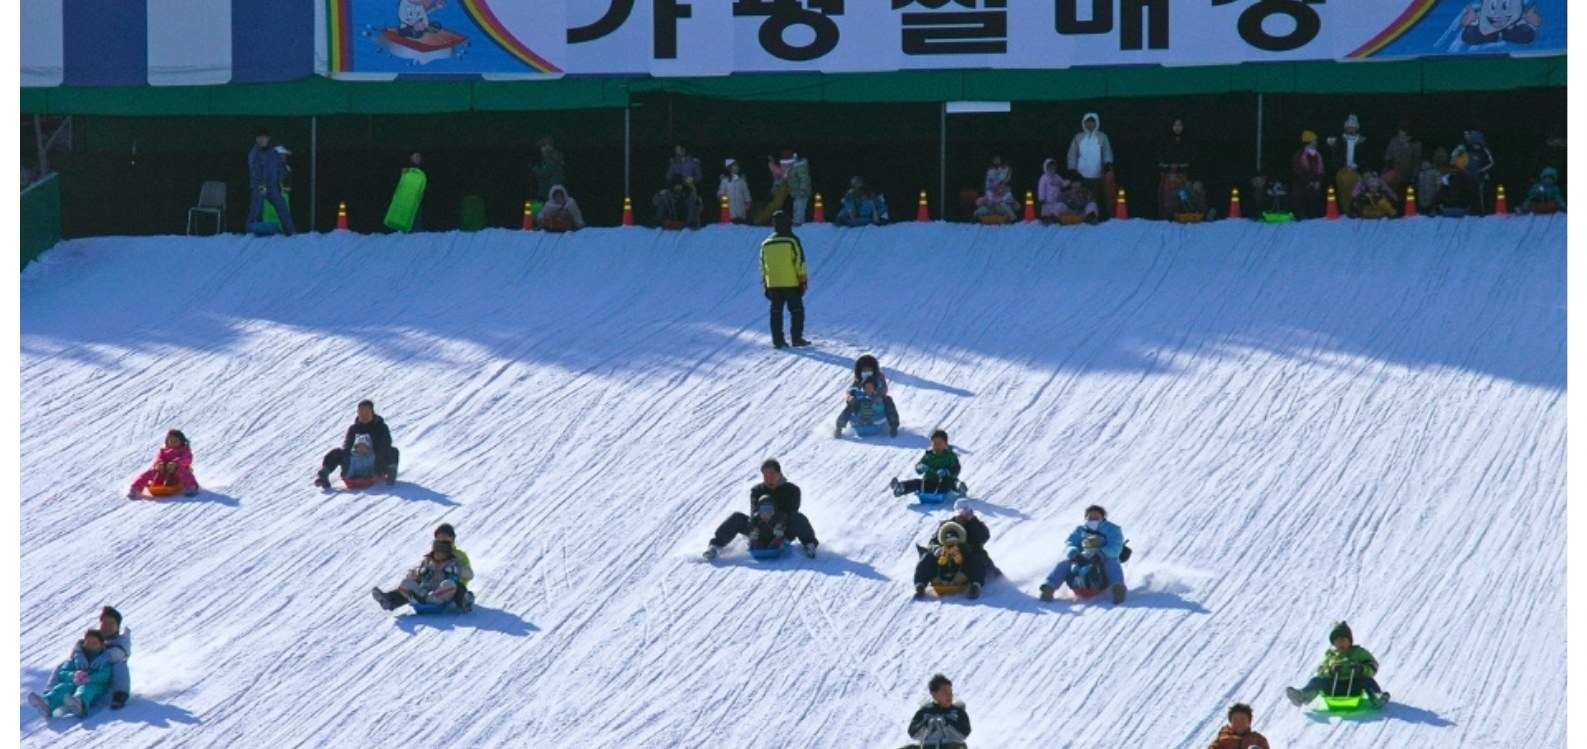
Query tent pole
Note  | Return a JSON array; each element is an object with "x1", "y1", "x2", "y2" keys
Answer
[
  {"x1": 624, "y1": 97, "x2": 632, "y2": 202},
  {"x1": 939, "y1": 102, "x2": 946, "y2": 220},
  {"x1": 1255, "y1": 93, "x2": 1264, "y2": 174},
  {"x1": 311, "y1": 116, "x2": 319, "y2": 231}
]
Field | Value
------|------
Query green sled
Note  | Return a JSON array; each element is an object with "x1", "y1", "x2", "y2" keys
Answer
[
  {"x1": 384, "y1": 168, "x2": 428, "y2": 233},
  {"x1": 262, "y1": 192, "x2": 291, "y2": 230},
  {"x1": 1321, "y1": 692, "x2": 1367, "y2": 711}
]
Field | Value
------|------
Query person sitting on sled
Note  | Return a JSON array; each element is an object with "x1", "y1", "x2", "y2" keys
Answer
[
  {"x1": 1039, "y1": 504, "x2": 1127, "y2": 604},
  {"x1": 890, "y1": 429, "x2": 965, "y2": 497},
  {"x1": 1285, "y1": 621, "x2": 1390, "y2": 708},
  {"x1": 27, "y1": 629, "x2": 114, "y2": 719},
  {"x1": 372, "y1": 539, "x2": 474, "y2": 612},
  {"x1": 835, "y1": 354, "x2": 901, "y2": 437},
  {"x1": 128, "y1": 429, "x2": 200, "y2": 497}
]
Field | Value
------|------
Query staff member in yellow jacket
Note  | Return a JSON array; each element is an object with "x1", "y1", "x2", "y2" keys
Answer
[{"x1": 760, "y1": 210, "x2": 811, "y2": 349}]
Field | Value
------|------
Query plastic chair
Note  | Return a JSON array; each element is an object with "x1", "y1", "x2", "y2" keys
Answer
[{"x1": 187, "y1": 181, "x2": 227, "y2": 235}]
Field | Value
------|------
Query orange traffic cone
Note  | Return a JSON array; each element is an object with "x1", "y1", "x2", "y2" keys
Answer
[
  {"x1": 1023, "y1": 191, "x2": 1036, "y2": 223},
  {"x1": 1114, "y1": 187, "x2": 1129, "y2": 220},
  {"x1": 1494, "y1": 184, "x2": 1509, "y2": 216},
  {"x1": 1227, "y1": 188, "x2": 1242, "y2": 219},
  {"x1": 1403, "y1": 186, "x2": 1418, "y2": 218},
  {"x1": 916, "y1": 190, "x2": 930, "y2": 222},
  {"x1": 622, "y1": 196, "x2": 634, "y2": 227},
  {"x1": 1325, "y1": 186, "x2": 1341, "y2": 220},
  {"x1": 719, "y1": 193, "x2": 731, "y2": 225},
  {"x1": 521, "y1": 200, "x2": 536, "y2": 230},
  {"x1": 335, "y1": 201, "x2": 349, "y2": 231},
  {"x1": 813, "y1": 192, "x2": 826, "y2": 224}
]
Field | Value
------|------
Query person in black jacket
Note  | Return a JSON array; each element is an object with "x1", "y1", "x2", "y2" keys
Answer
[
  {"x1": 913, "y1": 500, "x2": 995, "y2": 599},
  {"x1": 314, "y1": 400, "x2": 400, "y2": 488},
  {"x1": 703, "y1": 458, "x2": 819, "y2": 560},
  {"x1": 908, "y1": 673, "x2": 971, "y2": 749}
]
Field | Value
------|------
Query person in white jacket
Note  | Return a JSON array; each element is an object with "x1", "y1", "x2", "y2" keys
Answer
[
  {"x1": 717, "y1": 159, "x2": 752, "y2": 223},
  {"x1": 1067, "y1": 112, "x2": 1115, "y2": 220}
]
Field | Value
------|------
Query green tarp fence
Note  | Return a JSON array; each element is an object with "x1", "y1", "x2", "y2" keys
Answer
[
  {"x1": 21, "y1": 173, "x2": 61, "y2": 271},
  {"x1": 21, "y1": 57, "x2": 1564, "y2": 116}
]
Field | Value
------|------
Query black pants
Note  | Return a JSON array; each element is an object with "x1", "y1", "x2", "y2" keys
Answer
[
  {"x1": 712, "y1": 511, "x2": 817, "y2": 548},
  {"x1": 766, "y1": 287, "x2": 805, "y2": 346},
  {"x1": 899, "y1": 474, "x2": 957, "y2": 494},
  {"x1": 913, "y1": 547, "x2": 986, "y2": 586},
  {"x1": 320, "y1": 446, "x2": 400, "y2": 476}
]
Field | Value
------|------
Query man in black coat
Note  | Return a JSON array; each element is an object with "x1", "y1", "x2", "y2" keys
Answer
[
  {"x1": 704, "y1": 458, "x2": 819, "y2": 559},
  {"x1": 314, "y1": 400, "x2": 400, "y2": 488},
  {"x1": 913, "y1": 499, "x2": 996, "y2": 599},
  {"x1": 908, "y1": 673, "x2": 971, "y2": 748}
]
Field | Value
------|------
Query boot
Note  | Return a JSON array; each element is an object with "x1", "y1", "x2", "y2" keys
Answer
[
  {"x1": 314, "y1": 469, "x2": 332, "y2": 489},
  {"x1": 889, "y1": 478, "x2": 905, "y2": 497},
  {"x1": 65, "y1": 694, "x2": 85, "y2": 718},
  {"x1": 1039, "y1": 584, "x2": 1054, "y2": 602},
  {"x1": 371, "y1": 587, "x2": 403, "y2": 611},
  {"x1": 27, "y1": 692, "x2": 49, "y2": 719},
  {"x1": 967, "y1": 582, "x2": 982, "y2": 600},
  {"x1": 1370, "y1": 691, "x2": 1390, "y2": 709},
  {"x1": 1286, "y1": 687, "x2": 1317, "y2": 706},
  {"x1": 1111, "y1": 583, "x2": 1127, "y2": 604},
  {"x1": 702, "y1": 544, "x2": 720, "y2": 561},
  {"x1": 913, "y1": 584, "x2": 926, "y2": 599}
]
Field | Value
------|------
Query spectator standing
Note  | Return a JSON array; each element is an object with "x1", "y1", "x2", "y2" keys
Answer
[
  {"x1": 717, "y1": 158, "x2": 752, "y2": 223},
  {"x1": 532, "y1": 136, "x2": 566, "y2": 202},
  {"x1": 759, "y1": 211, "x2": 809, "y2": 349},
  {"x1": 1067, "y1": 112, "x2": 1114, "y2": 220},
  {"x1": 1327, "y1": 114, "x2": 1367, "y2": 201},
  {"x1": 247, "y1": 128, "x2": 296, "y2": 235},
  {"x1": 1381, "y1": 121, "x2": 1422, "y2": 194},
  {"x1": 784, "y1": 152, "x2": 813, "y2": 226},
  {"x1": 1158, "y1": 118, "x2": 1193, "y2": 219},
  {"x1": 1292, "y1": 131, "x2": 1326, "y2": 219}
]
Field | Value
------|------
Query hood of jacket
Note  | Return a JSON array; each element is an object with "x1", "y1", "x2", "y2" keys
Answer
[
  {"x1": 1042, "y1": 157, "x2": 1059, "y2": 174},
  {"x1": 1080, "y1": 112, "x2": 1101, "y2": 133},
  {"x1": 548, "y1": 184, "x2": 569, "y2": 203}
]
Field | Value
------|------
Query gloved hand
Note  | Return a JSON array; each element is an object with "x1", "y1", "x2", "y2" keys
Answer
[
  {"x1": 773, "y1": 526, "x2": 785, "y2": 539},
  {"x1": 258, "y1": 185, "x2": 268, "y2": 195},
  {"x1": 799, "y1": 279, "x2": 808, "y2": 295},
  {"x1": 72, "y1": 670, "x2": 89, "y2": 687},
  {"x1": 936, "y1": 469, "x2": 949, "y2": 478},
  {"x1": 915, "y1": 463, "x2": 927, "y2": 475},
  {"x1": 1067, "y1": 548, "x2": 1083, "y2": 562},
  {"x1": 1083, "y1": 535, "x2": 1104, "y2": 549}
]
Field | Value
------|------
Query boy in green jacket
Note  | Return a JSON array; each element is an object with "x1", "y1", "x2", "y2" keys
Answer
[
  {"x1": 890, "y1": 429, "x2": 965, "y2": 497},
  {"x1": 1286, "y1": 621, "x2": 1390, "y2": 708}
]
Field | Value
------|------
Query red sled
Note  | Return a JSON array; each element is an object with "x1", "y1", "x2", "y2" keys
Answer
[
  {"x1": 375, "y1": 28, "x2": 468, "y2": 64},
  {"x1": 341, "y1": 472, "x2": 382, "y2": 490}
]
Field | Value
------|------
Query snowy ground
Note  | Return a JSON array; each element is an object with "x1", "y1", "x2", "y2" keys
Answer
[{"x1": 19, "y1": 217, "x2": 1566, "y2": 748}]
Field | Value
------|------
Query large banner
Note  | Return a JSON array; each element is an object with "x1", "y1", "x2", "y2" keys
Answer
[{"x1": 327, "y1": 0, "x2": 1565, "y2": 78}]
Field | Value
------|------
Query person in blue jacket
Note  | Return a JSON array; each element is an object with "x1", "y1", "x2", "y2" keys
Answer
[
  {"x1": 1039, "y1": 504, "x2": 1127, "y2": 604},
  {"x1": 247, "y1": 128, "x2": 296, "y2": 235},
  {"x1": 28, "y1": 629, "x2": 115, "y2": 719}
]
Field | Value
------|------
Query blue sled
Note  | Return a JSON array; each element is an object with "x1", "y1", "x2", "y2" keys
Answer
[
  {"x1": 748, "y1": 543, "x2": 789, "y2": 560},
  {"x1": 915, "y1": 490, "x2": 958, "y2": 505},
  {"x1": 411, "y1": 590, "x2": 475, "y2": 614}
]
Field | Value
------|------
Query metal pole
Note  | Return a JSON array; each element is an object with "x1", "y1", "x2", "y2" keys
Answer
[
  {"x1": 1255, "y1": 92, "x2": 1264, "y2": 174},
  {"x1": 624, "y1": 98, "x2": 632, "y2": 201},
  {"x1": 33, "y1": 114, "x2": 48, "y2": 176},
  {"x1": 311, "y1": 116, "x2": 319, "y2": 231},
  {"x1": 939, "y1": 103, "x2": 947, "y2": 220}
]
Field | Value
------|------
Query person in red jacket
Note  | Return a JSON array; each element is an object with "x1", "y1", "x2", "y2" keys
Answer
[
  {"x1": 1206, "y1": 702, "x2": 1270, "y2": 749},
  {"x1": 127, "y1": 429, "x2": 199, "y2": 497},
  {"x1": 1292, "y1": 130, "x2": 1327, "y2": 219}
]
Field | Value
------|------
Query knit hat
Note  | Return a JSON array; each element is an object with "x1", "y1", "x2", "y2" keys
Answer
[
  {"x1": 724, "y1": 158, "x2": 736, "y2": 168},
  {"x1": 758, "y1": 500, "x2": 775, "y2": 515},
  {"x1": 1344, "y1": 114, "x2": 1360, "y2": 130},
  {"x1": 953, "y1": 498, "x2": 974, "y2": 517},
  {"x1": 780, "y1": 149, "x2": 796, "y2": 164},
  {"x1": 275, "y1": 145, "x2": 291, "y2": 155},
  {"x1": 101, "y1": 606, "x2": 123, "y2": 625},
  {"x1": 1301, "y1": 130, "x2": 1318, "y2": 145},
  {"x1": 1329, "y1": 621, "x2": 1353, "y2": 644}
]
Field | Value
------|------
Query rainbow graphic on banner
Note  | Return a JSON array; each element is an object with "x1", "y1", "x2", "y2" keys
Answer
[
  {"x1": 1346, "y1": 0, "x2": 1439, "y2": 58},
  {"x1": 329, "y1": 0, "x2": 353, "y2": 72},
  {"x1": 460, "y1": 0, "x2": 561, "y2": 73}
]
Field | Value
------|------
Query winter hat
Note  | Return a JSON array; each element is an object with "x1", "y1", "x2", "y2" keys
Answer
[
  {"x1": 100, "y1": 606, "x2": 123, "y2": 626},
  {"x1": 1329, "y1": 621, "x2": 1353, "y2": 644},
  {"x1": 938, "y1": 521, "x2": 966, "y2": 546},
  {"x1": 953, "y1": 498, "x2": 974, "y2": 517},
  {"x1": 724, "y1": 158, "x2": 736, "y2": 168},
  {"x1": 758, "y1": 500, "x2": 775, "y2": 515},
  {"x1": 354, "y1": 433, "x2": 373, "y2": 450},
  {"x1": 275, "y1": 145, "x2": 291, "y2": 155},
  {"x1": 1344, "y1": 114, "x2": 1360, "y2": 130},
  {"x1": 780, "y1": 150, "x2": 796, "y2": 164},
  {"x1": 1301, "y1": 130, "x2": 1318, "y2": 145}
]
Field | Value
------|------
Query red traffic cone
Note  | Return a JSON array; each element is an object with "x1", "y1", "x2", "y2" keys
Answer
[
  {"x1": 335, "y1": 201, "x2": 349, "y2": 231},
  {"x1": 1114, "y1": 187, "x2": 1129, "y2": 220},
  {"x1": 1325, "y1": 186, "x2": 1341, "y2": 220},
  {"x1": 1227, "y1": 188, "x2": 1242, "y2": 220},
  {"x1": 521, "y1": 200, "x2": 536, "y2": 230},
  {"x1": 1495, "y1": 184, "x2": 1509, "y2": 216},
  {"x1": 1023, "y1": 190, "x2": 1036, "y2": 223},
  {"x1": 813, "y1": 192, "x2": 826, "y2": 224},
  {"x1": 719, "y1": 193, "x2": 731, "y2": 225},
  {"x1": 622, "y1": 195, "x2": 634, "y2": 227},
  {"x1": 916, "y1": 190, "x2": 930, "y2": 222},
  {"x1": 1403, "y1": 186, "x2": 1418, "y2": 218}
]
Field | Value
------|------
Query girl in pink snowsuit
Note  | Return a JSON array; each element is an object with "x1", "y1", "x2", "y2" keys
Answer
[{"x1": 128, "y1": 430, "x2": 199, "y2": 497}]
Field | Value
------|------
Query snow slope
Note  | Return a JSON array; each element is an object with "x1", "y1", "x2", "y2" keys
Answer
[{"x1": 20, "y1": 217, "x2": 1565, "y2": 748}]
